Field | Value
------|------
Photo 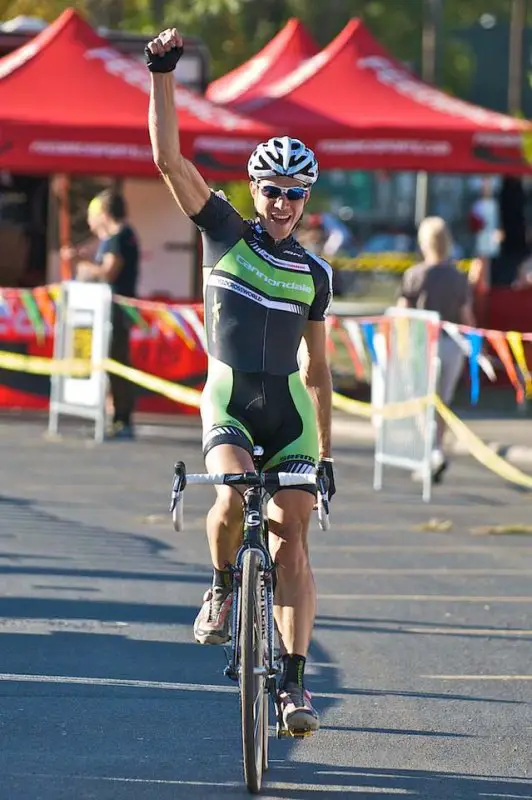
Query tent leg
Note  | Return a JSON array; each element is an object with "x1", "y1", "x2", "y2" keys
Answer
[
  {"x1": 57, "y1": 174, "x2": 73, "y2": 281},
  {"x1": 415, "y1": 171, "x2": 429, "y2": 226}
]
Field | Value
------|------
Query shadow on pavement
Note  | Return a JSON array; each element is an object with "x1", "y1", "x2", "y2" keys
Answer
[
  {"x1": 3, "y1": 763, "x2": 532, "y2": 799},
  {"x1": 315, "y1": 613, "x2": 532, "y2": 643}
]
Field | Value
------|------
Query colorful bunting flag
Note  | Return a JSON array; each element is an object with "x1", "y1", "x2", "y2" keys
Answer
[
  {"x1": 20, "y1": 290, "x2": 46, "y2": 344},
  {"x1": 119, "y1": 301, "x2": 149, "y2": 330},
  {"x1": 32, "y1": 287, "x2": 56, "y2": 331},
  {"x1": 340, "y1": 319, "x2": 369, "y2": 381},
  {"x1": 359, "y1": 321, "x2": 378, "y2": 365},
  {"x1": 159, "y1": 309, "x2": 195, "y2": 349},
  {"x1": 486, "y1": 331, "x2": 524, "y2": 405},
  {"x1": 507, "y1": 331, "x2": 532, "y2": 399},
  {"x1": 465, "y1": 330, "x2": 483, "y2": 404},
  {"x1": 156, "y1": 310, "x2": 178, "y2": 340},
  {"x1": 444, "y1": 323, "x2": 495, "y2": 382},
  {"x1": 170, "y1": 308, "x2": 196, "y2": 349},
  {"x1": 179, "y1": 306, "x2": 207, "y2": 351}
]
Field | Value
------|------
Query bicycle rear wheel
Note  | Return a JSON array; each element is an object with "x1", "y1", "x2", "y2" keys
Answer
[
  {"x1": 240, "y1": 549, "x2": 267, "y2": 794},
  {"x1": 262, "y1": 692, "x2": 269, "y2": 772}
]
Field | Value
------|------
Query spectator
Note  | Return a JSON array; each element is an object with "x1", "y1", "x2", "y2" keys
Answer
[
  {"x1": 64, "y1": 190, "x2": 140, "y2": 439},
  {"x1": 397, "y1": 216, "x2": 475, "y2": 482},
  {"x1": 468, "y1": 178, "x2": 501, "y2": 316},
  {"x1": 491, "y1": 176, "x2": 529, "y2": 287},
  {"x1": 470, "y1": 177, "x2": 501, "y2": 262},
  {"x1": 296, "y1": 214, "x2": 326, "y2": 255}
]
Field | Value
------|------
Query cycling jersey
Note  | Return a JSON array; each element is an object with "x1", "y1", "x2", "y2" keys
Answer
[{"x1": 191, "y1": 192, "x2": 333, "y2": 484}]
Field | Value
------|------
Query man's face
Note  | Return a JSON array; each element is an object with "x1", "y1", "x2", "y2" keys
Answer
[
  {"x1": 87, "y1": 208, "x2": 107, "y2": 239},
  {"x1": 250, "y1": 176, "x2": 310, "y2": 241}
]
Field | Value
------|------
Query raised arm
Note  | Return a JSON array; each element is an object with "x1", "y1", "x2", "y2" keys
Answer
[{"x1": 146, "y1": 28, "x2": 210, "y2": 217}]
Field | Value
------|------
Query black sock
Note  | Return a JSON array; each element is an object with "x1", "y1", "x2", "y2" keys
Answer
[
  {"x1": 281, "y1": 654, "x2": 306, "y2": 689},
  {"x1": 212, "y1": 568, "x2": 232, "y2": 591}
]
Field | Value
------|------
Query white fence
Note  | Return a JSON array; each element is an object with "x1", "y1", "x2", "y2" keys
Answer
[
  {"x1": 373, "y1": 307, "x2": 441, "y2": 502},
  {"x1": 48, "y1": 281, "x2": 112, "y2": 443}
]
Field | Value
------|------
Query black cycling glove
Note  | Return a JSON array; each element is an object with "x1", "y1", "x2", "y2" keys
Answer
[
  {"x1": 318, "y1": 458, "x2": 336, "y2": 501},
  {"x1": 144, "y1": 44, "x2": 184, "y2": 73}
]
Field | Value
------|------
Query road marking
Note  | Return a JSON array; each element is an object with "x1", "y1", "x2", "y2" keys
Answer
[
  {"x1": 312, "y1": 545, "x2": 529, "y2": 553},
  {"x1": 479, "y1": 794, "x2": 532, "y2": 799},
  {"x1": 314, "y1": 568, "x2": 532, "y2": 575},
  {"x1": 0, "y1": 673, "x2": 347, "y2": 699},
  {"x1": 319, "y1": 594, "x2": 532, "y2": 603},
  {"x1": 0, "y1": 673, "x2": 237, "y2": 693},
  {"x1": 3, "y1": 772, "x2": 414, "y2": 792},
  {"x1": 401, "y1": 626, "x2": 532, "y2": 637},
  {"x1": 320, "y1": 622, "x2": 532, "y2": 637},
  {"x1": 421, "y1": 675, "x2": 532, "y2": 681}
]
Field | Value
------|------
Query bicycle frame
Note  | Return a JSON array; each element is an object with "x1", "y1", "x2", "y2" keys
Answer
[
  {"x1": 169, "y1": 458, "x2": 330, "y2": 786},
  {"x1": 169, "y1": 458, "x2": 329, "y2": 690},
  {"x1": 224, "y1": 481, "x2": 277, "y2": 686}
]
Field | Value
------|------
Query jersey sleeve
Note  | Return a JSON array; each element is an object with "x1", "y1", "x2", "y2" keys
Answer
[
  {"x1": 308, "y1": 254, "x2": 333, "y2": 321},
  {"x1": 101, "y1": 232, "x2": 119, "y2": 256},
  {"x1": 190, "y1": 191, "x2": 246, "y2": 268}
]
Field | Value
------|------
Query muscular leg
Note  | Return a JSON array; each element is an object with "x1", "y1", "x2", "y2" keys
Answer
[
  {"x1": 267, "y1": 489, "x2": 316, "y2": 657},
  {"x1": 204, "y1": 444, "x2": 254, "y2": 570},
  {"x1": 194, "y1": 443, "x2": 254, "y2": 645}
]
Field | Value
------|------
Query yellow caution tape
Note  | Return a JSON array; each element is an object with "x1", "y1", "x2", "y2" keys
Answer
[
  {"x1": 104, "y1": 359, "x2": 201, "y2": 408},
  {"x1": 0, "y1": 351, "x2": 91, "y2": 376},
  {"x1": 332, "y1": 391, "x2": 430, "y2": 420},
  {"x1": 333, "y1": 388, "x2": 532, "y2": 490},
  {"x1": 1, "y1": 348, "x2": 531, "y2": 489},
  {"x1": 434, "y1": 399, "x2": 532, "y2": 490},
  {"x1": 0, "y1": 350, "x2": 201, "y2": 408},
  {"x1": 330, "y1": 254, "x2": 473, "y2": 274}
]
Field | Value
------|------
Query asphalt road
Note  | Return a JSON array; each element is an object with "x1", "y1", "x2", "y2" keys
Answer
[{"x1": 0, "y1": 417, "x2": 531, "y2": 799}]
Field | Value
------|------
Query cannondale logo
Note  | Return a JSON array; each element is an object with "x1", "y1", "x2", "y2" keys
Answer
[{"x1": 236, "y1": 255, "x2": 311, "y2": 294}]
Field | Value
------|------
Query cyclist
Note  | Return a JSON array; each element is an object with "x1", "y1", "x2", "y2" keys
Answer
[{"x1": 145, "y1": 28, "x2": 335, "y2": 735}]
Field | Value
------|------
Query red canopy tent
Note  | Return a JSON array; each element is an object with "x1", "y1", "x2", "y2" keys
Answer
[
  {"x1": 0, "y1": 8, "x2": 274, "y2": 180},
  {"x1": 206, "y1": 18, "x2": 318, "y2": 106},
  {"x1": 228, "y1": 18, "x2": 532, "y2": 175}
]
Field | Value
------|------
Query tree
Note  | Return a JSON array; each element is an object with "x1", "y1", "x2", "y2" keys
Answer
[{"x1": 0, "y1": 0, "x2": 523, "y2": 101}]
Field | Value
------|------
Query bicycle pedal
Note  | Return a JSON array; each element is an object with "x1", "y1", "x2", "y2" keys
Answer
[
  {"x1": 288, "y1": 729, "x2": 314, "y2": 739},
  {"x1": 276, "y1": 723, "x2": 313, "y2": 739}
]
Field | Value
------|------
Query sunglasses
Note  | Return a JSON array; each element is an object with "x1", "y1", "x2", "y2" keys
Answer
[{"x1": 258, "y1": 183, "x2": 309, "y2": 201}]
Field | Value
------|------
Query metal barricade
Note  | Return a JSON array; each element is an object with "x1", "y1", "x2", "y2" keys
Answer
[
  {"x1": 48, "y1": 281, "x2": 112, "y2": 442},
  {"x1": 373, "y1": 307, "x2": 440, "y2": 502}
]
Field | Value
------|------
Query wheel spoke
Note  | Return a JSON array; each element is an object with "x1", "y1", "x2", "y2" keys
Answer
[{"x1": 240, "y1": 549, "x2": 268, "y2": 793}]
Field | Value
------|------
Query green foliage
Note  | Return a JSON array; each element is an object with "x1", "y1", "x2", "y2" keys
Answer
[
  {"x1": 0, "y1": 0, "x2": 522, "y2": 101},
  {"x1": 219, "y1": 181, "x2": 255, "y2": 218}
]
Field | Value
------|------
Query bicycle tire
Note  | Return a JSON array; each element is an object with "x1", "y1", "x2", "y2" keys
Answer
[
  {"x1": 240, "y1": 549, "x2": 266, "y2": 794},
  {"x1": 262, "y1": 692, "x2": 269, "y2": 772}
]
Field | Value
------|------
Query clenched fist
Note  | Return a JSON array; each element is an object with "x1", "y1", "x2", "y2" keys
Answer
[{"x1": 145, "y1": 28, "x2": 184, "y2": 73}]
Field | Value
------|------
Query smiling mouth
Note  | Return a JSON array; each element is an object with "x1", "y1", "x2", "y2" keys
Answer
[{"x1": 271, "y1": 213, "x2": 291, "y2": 223}]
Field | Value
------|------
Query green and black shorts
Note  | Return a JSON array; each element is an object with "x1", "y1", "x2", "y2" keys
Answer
[{"x1": 201, "y1": 359, "x2": 319, "y2": 495}]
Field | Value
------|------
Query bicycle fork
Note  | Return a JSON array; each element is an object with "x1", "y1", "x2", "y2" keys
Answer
[{"x1": 224, "y1": 555, "x2": 277, "y2": 685}]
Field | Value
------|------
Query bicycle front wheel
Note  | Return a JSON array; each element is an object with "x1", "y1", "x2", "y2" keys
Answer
[{"x1": 240, "y1": 549, "x2": 267, "y2": 794}]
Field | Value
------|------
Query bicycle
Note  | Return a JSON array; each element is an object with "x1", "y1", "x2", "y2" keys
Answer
[{"x1": 169, "y1": 446, "x2": 330, "y2": 794}]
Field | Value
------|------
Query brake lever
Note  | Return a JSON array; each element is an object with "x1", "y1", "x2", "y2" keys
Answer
[
  {"x1": 316, "y1": 470, "x2": 330, "y2": 516},
  {"x1": 169, "y1": 461, "x2": 187, "y2": 512}
]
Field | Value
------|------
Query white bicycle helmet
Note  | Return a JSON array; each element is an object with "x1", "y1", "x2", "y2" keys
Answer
[{"x1": 247, "y1": 136, "x2": 319, "y2": 186}]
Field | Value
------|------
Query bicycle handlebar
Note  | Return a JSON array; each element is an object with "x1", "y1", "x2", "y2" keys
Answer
[
  {"x1": 170, "y1": 463, "x2": 330, "y2": 532},
  {"x1": 181, "y1": 471, "x2": 317, "y2": 487}
]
